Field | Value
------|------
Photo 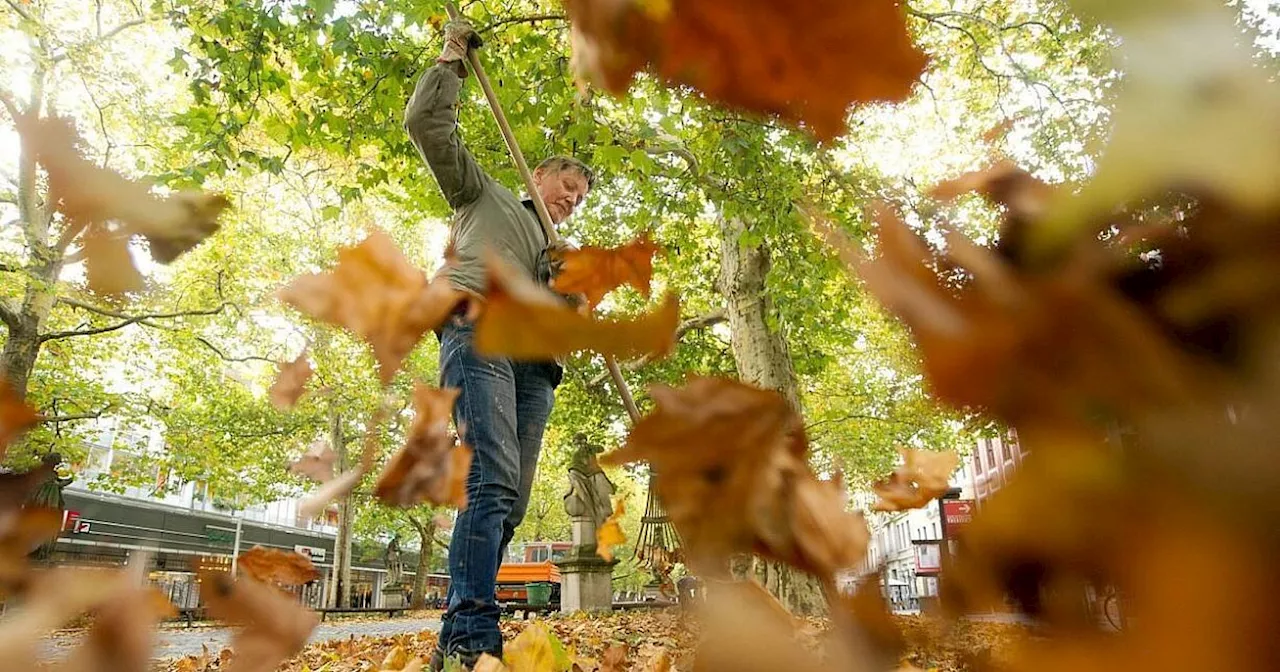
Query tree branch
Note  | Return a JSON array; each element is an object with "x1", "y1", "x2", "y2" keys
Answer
[
  {"x1": 2, "y1": 0, "x2": 36, "y2": 27},
  {"x1": 479, "y1": 13, "x2": 566, "y2": 34},
  {"x1": 41, "y1": 404, "x2": 112, "y2": 424},
  {"x1": 589, "y1": 310, "x2": 727, "y2": 386},
  {"x1": 40, "y1": 300, "x2": 229, "y2": 342}
]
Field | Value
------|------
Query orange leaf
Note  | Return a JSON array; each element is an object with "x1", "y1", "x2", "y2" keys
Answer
[
  {"x1": 269, "y1": 351, "x2": 313, "y2": 411},
  {"x1": 374, "y1": 385, "x2": 472, "y2": 510},
  {"x1": 81, "y1": 225, "x2": 145, "y2": 297},
  {"x1": 550, "y1": 234, "x2": 661, "y2": 310},
  {"x1": 287, "y1": 441, "x2": 336, "y2": 484},
  {"x1": 278, "y1": 230, "x2": 463, "y2": 384},
  {"x1": 235, "y1": 546, "x2": 320, "y2": 586},
  {"x1": 475, "y1": 254, "x2": 679, "y2": 361},
  {"x1": 199, "y1": 571, "x2": 319, "y2": 672},
  {"x1": 872, "y1": 449, "x2": 960, "y2": 512},
  {"x1": 596, "y1": 497, "x2": 627, "y2": 562},
  {"x1": 16, "y1": 114, "x2": 228, "y2": 265},
  {"x1": 0, "y1": 380, "x2": 39, "y2": 460},
  {"x1": 565, "y1": 0, "x2": 927, "y2": 140},
  {"x1": 602, "y1": 377, "x2": 868, "y2": 577}
]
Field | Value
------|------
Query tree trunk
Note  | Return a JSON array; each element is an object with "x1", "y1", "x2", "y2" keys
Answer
[
  {"x1": 403, "y1": 510, "x2": 437, "y2": 610},
  {"x1": 329, "y1": 411, "x2": 354, "y2": 609},
  {"x1": 718, "y1": 216, "x2": 827, "y2": 617},
  {"x1": 2, "y1": 318, "x2": 42, "y2": 400}
]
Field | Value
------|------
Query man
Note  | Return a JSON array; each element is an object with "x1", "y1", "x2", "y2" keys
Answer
[{"x1": 404, "y1": 18, "x2": 595, "y2": 670}]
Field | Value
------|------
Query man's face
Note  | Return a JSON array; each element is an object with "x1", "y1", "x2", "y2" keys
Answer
[{"x1": 534, "y1": 166, "x2": 590, "y2": 225}]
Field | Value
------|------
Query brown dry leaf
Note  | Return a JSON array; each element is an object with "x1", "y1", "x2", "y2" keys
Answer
[
  {"x1": 550, "y1": 234, "x2": 661, "y2": 310},
  {"x1": 199, "y1": 571, "x2": 319, "y2": 672},
  {"x1": 278, "y1": 230, "x2": 463, "y2": 384},
  {"x1": 81, "y1": 226, "x2": 145, "y2": 296},
  {"x1": 695, "y1": 580, "x2": 824, "y2": 671},
  {"x1": 475, "y1": 253, "x2": 679, "y2": 362},
  {"x1": 235, "y1": 546, "x2": 320, "y2": 586},
  {"x1": 287, "y1": 441, "x2": 336, "y2": 484},
  {"x1": 595, "y1": 497, "x2": 626, "y2": 562},
  {"x1": 602, "y1": 377, "x2": 868, "y2": 579},
  {"x1": 16, "y1": 115, "x2": 228, "y2": 265},
  {"x1": 374, "y1": 384, "x2": 472, "y2": 509},
  {"x1": 0, "y1": 567, "x2": 122, "y2": 666},
  {"x1": 872, "y1": 449, "x2": 960, "y2": 512},
  {"x1": 564, "y1": 0, "x2": 926, "y2": 140},
  {"x1": 298, "y1": 464, "x2": 364, "y2": 520},
  {"x1": 600, "y1": 643, "x2": 628, "y2": 672},
  {"x1": 268, "y1": 351, "x2": 313, "y2": 411},
  {"x1": 0, "y1": 380, "x2": 39, "y2": 460},
  {"x1": 58, "y1": 554, "x2": 177, "y2": 672},
  {"x1": 0, "y1": 507, "x2": 63, "y2": 588},
  {"x1": 930, "y1": 160, "x2": 1055, "y2": 225}
]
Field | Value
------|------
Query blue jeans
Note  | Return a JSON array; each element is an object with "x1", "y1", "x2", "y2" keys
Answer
[{"x1": 435, "y1": 317, "x2": 558, "y2": 658}]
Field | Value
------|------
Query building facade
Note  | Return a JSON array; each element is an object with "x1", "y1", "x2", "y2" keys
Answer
[{"x1": 42, "y1": 427, "x2": 448, "y2": 609}]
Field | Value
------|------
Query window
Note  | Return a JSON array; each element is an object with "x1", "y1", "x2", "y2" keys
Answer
[
  {"x1": 999, "y1": 438, "x2": 1009, "y2": 462},
  {"x1": 985, "y1": 440, "x2": 996, "y2": 470},
  {"x1": 529, "y1": 546, "x2": 550, "y2": 563}
]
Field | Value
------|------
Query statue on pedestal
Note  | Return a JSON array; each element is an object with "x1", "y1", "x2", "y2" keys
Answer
[
  {"x1": 563, "y1": 434, "x2": 614, "y2": 529},
  {"x1": 384, "y1": 533, "x2": 404, "y2": 587}
]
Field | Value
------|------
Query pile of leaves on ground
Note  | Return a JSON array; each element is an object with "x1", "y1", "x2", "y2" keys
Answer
[
  {"x1": 159, "y1": 611, "x2": 1035, "y2": 672},
  {"x1": 3, "y1": 0, "x2": 1279, "y2": 671}
]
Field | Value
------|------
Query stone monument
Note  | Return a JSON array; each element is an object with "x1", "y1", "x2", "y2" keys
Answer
[
  {"x1": 382, "y1": 534, "x2": 407, "y2": 608},
  {"x1": 554, "y1": 434, "x2": 617, "y2": 613}
]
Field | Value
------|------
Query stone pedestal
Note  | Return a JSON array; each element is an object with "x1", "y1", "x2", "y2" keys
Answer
[
  {"x1": 382, "y1": 584, "x2": 407, "y2": 608},
  {"x1": 554, "y1": 516, "x2": 617, "y2": 614}
]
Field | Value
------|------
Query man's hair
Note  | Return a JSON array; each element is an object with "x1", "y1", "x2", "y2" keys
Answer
[{"x1": 536, "y1": 155, "x2": 596, "y2": 192}]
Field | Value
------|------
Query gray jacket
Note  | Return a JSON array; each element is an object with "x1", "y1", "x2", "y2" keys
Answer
[{"x1": 404, "y1": 63, "x2": 551, "y2": 296}]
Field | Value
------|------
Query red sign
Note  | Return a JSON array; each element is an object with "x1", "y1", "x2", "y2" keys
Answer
[
  {"x1": 63, "y1": 510, "x2": 80, "y2": 532},
  {"x1": 943, "y1": 499, "x2": 975, "y2": 532}
]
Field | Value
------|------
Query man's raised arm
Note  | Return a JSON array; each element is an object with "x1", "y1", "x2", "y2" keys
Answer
[{"x1": 404, "y1": 21, "x2": 486, "y2": 210}]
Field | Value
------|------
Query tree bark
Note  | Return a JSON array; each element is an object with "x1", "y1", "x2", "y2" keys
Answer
[
  {"x1": 403, "y1": 511, "x2": 436, "y2": 609},
  {"x1": 717, "y1": 216, "x2": 827, "y2": 617},
  {"x1": 329, "y1": 411, "x2": 354, "y2": 608}
]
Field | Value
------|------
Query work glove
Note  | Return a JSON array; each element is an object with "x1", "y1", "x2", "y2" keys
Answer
[{"x1": 438, "y1": 19, "x2": 483, "y2": 77}]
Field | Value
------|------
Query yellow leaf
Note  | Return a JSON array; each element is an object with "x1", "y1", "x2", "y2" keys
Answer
[{"x1": 596, "y1": 498, "x2": 627, "y2": 562}]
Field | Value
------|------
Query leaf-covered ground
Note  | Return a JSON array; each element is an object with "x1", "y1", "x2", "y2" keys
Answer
[{"x1": 159, "y1": 611, "x2": 1034, "y2": 672}]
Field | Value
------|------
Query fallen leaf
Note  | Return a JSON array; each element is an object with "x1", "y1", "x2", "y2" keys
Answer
[
  {"x1": 475, "y1": 254, "x2": 679, "y2": 362},
  {"x1": 472, "y1": 654, "x2": 507, "y2": 672},
  {"x1": 375, "y1": 384, "x2": 472, "y2": 510},
  {"x1": 564, "y1": 0, "x2": 927, "y2": 140},
  {"x1": 235, "y1": 546, "x2": 320, "y2": 586},
  {"x1": 298, "y1": 464, "x2": 364, "y2": 520},
  {"x1": 872, "y1": 449, "x2": 960, "y2": 512},
  {"x1": 550, "y1": 234, "x2": 661, "y2": 310},
  {"x1": 269, "y1": 351, "x2": 313, "y2": 411},
  {"x1": 278, "y1": 230, "x2": 463, "y2": 384},
  {"x1": 382, "y1": 645, "x2": 410, "y2": 670},
  {"x1": 288, "y1": 441, "x2": 336, "y2": 484},
  {"x1": 600, "y1": 643, "x2": 628, "y2": 672},
  {"x1": 596, "y1": 497, "x2": 626, "y2": 562},
  {"x1": 81, "y1": 225, "x2": 145, "y2": 296},
  {"x1": 0, "y1": 567, "x2": 122, "y2": 666},
  {"x1": 0, "y1": 381, "x2": 39, "y2": 459},
  {"x1": 58, "y1": 554, "x2": 176, "y2": 672},
  {"x1": 199, "y1": 571, "x2": 319, "y2": 672},
  {"x1": 15, "y1": 114, "x2": 228, "y2": 268},
  {"x1": 503, "y1": 622, "x2": 559, "y2": 672},
  {"x1": 0, "y1": 507, "x2": 63, "y2": 587},
  {"x1": 602, "y1": 377, "x2": 868, "y2": 579}
]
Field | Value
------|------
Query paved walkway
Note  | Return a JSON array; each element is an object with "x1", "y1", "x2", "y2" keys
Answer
[{"x1": 42, "y1": 616, "x2": 442, "y2": 661}]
